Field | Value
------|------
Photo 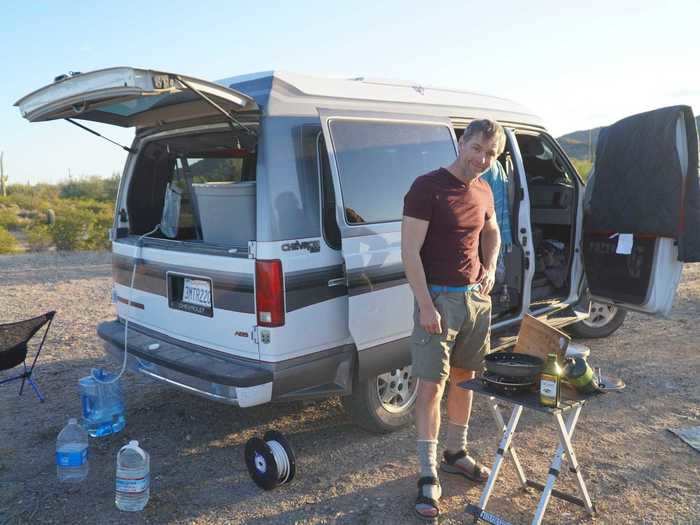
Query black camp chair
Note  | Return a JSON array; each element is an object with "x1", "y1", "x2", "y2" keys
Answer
[{"x1": 0, "y1": 311, "x2": 56, "y2": 402}]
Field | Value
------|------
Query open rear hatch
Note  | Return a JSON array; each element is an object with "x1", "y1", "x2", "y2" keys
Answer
[
  {"x1": 16, "y1": 68, "x2": 265, "y2": 399},
  {"x1": 15, "y1": 67, "x2": 258, "y2": 128}
]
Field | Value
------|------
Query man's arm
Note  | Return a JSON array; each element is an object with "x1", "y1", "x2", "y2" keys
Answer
[
  {"x1": 479, "y1": 213, "x2": 501, "y2": 295},
  {"x1": 401, "y1": 215, "x2": 441, "y2": 334}
]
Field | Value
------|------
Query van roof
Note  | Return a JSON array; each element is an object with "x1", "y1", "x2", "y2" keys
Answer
[{"x1": 217, "y1": 71, "x2": 544, "y2": 128}]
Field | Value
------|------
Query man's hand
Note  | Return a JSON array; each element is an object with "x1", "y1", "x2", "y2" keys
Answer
[
  {"x1": 419, "y1": 304, "x2": 442, "y2": 334},
  {"x1": 479, "y1": 213, "x2": 500, "y2": 296},
  {"x1": 480, "y1": 267, "x2": 496, "y2": 295}
]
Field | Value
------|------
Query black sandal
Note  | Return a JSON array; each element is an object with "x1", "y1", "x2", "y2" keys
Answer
[
  {"x1": 414, "y1": 476, "x2": 440, "y2": 522},
  {"x1": 440, "y1": 449, "x2": 490, "y2": 482}
]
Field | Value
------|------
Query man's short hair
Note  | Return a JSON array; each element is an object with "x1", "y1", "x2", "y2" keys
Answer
[{"x1": 460, "y1": 119, "x2": 506, "y2": 155}]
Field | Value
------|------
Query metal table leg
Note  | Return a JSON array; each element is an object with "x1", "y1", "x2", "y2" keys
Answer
[
  {"x1": 488, "y1": 398, "x2": 528, "y2": 488},
  {"x1": 554, "y1": 411, "x2": 595, "y2": 515},
  {"x1": 477, "y1": 404, "x2": 523, "y2": 516},
  {"x1": 530, "y1": 406, "x2": 592, "y2": 525}
]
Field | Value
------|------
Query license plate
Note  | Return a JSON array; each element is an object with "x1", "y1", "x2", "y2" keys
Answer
[{"x1": 182, "y1": 278, "x2": 212, "y2": 308}]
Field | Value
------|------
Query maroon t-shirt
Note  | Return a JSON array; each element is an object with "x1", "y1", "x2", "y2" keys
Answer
[{"x1": 403, "y1": 167, "x2": 495, "y2": 285}]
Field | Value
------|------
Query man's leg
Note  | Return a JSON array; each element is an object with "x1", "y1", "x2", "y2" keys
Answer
[
  {"x1": 414, "y1": 377, "x2": 445, "y2": 519},
  {"x1": 440, "y1": 289, "x2": 493, "y2": 481},
  {"x1": 441, "y1": 366, "x2": 490, "y2": 480},
  {"x1": 445, "y1": 367, "x2": 476, "y2": 461},
  {"x1": 446, "y1": 366, "x2": 476, "y2": 426},
  {"x1": 409, "y1": 294, "x2": 453, "y2": 518}
]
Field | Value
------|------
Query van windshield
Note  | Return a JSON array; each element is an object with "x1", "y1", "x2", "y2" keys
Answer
[{"x1": 125, "y1": 129, "x2": 257, "y2": 247}]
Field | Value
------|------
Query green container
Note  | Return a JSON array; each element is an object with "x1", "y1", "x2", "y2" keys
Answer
[{"x1": 565, "y1": 357, "x2": 598, "y2": 394}]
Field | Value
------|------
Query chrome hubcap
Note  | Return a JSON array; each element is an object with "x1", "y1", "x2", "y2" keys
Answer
[
  {"x1": 376, "y1": 365, "x2": 417, "y2": 413},
  {"x1": 582, "y1": 301, "x2": 618, "y2": 328}
]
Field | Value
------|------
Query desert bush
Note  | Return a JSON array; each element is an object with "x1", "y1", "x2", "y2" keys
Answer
[
  {"x1": 1, "y1": 178, "x2": 117, "y2": 251},
  {"x1": 4, "y1": 192, "x2": 39, "y2": 211},
  {"x1": 50, "y1": 203, "x2": 112, "y2": 251},
  {"x1": 0, "y1": 208, "x2": 19, "y2": 230},
  {"x1": 88, "y1": 206, "x2": 114, "y2": 251},
  {"x1": 0, "y1": 227, "x2": 19, "y2": 254},
  {"x1": 7, "y1": 182, "x2": 59, "y2": 202},
  {"x1": 51, "y1": 208, "x2": 94, "y2": 250},
  {"x1": 6, "y1": 184, "x2": 55, "y2": 213},
  {"x1": 26, "y1": 224, "x2": 53, "y2": 252},
  {"x1": 59, "y1": 174, "x2": 120, "y2": 202}
]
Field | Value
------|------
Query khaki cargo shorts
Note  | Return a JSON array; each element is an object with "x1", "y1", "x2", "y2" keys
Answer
[{"x1": 410, "y1": 290, "x2": 492, "y2": 382}]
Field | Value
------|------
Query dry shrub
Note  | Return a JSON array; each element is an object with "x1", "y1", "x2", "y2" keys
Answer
[
  {"x1": 26, "y1": 224, "x2": 53, "y2": 252},
  {"x1": 0, "y1": 208, "x2": 19, "y2": 230},
  {"x1": 0, "y1": 227, "x2": 20, "y2": 254},
  {"x1": 50, "y1": 201, "x2": 112, "y2": 251}
]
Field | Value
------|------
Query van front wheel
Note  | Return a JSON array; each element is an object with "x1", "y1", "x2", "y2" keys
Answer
[{"x1": 343, "y1": 365, "x2": 417, "y2": 434}]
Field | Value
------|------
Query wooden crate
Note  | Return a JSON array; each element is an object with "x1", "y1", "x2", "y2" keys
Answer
[{"x1": 512, "y1": 314, "x2": 570, "y2": 360}]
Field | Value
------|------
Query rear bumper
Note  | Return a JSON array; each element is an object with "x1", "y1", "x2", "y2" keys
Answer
[
  {"x1": 97, "y1": 320, "x2": 356, "y2": 407},
  {"x1": 97, "y1": 320, "x2": 273, "y2": 406}
]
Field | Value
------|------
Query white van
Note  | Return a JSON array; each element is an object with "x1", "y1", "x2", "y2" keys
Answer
[{"x1": 16, "y1": 68, "x2": 699, "y2": 432}]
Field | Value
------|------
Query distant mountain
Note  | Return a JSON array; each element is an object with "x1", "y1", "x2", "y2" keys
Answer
[{"x1": 557, "y1": 115, "x2": 700, "y2": 161}]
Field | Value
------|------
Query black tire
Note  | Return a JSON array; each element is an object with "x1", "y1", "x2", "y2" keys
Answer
[
  {"x1": 342, "y1": 365, "x2": 417, "y2": 434},
  {"x1": 567, "y1": 301, "x2": 627, "y2": 339}
]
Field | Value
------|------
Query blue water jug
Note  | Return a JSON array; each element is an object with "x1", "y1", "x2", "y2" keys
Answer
[{"x1": 79, "y1": 368, "x2": 126, "y2": 437}]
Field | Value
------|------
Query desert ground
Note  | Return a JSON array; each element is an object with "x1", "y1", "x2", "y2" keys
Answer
[{"x1": 1, "y1": 252, "x2": 698, "y2": 524}]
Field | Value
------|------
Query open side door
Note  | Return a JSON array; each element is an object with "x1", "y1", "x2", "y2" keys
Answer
[
  {"x1": 15, "y1": 67, "x2": 258, "y2": 128},
  {"x1": 582, "y1": 105, "x2": 699, "y2": 315},
  {"x1": 318, "y1": 109, "x2": 459, "y2": 350}
]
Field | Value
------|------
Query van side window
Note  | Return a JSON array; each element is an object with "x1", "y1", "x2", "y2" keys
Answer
[
  {"x1": 318, "y1": 135, "x2": 341, "y2": 250},
  {"x1": 327, "y1": 120, "x2": 456, "y2": 224}
]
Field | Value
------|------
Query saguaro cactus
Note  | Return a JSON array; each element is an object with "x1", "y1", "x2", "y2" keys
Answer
[
  {"x1": 46, "y1": 208, "x2": 56, "y2": 226},
  {"x1": 0, "y1": 152, "x2": 7, "y2": 197}
]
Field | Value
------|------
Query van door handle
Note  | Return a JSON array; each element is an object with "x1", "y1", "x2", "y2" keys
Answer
[{"x1": 328, "y1": 278, "x2": 346, "y2": 287}]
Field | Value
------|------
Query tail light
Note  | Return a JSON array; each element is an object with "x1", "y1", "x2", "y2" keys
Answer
[{"x1": 255, "y1": 259, "x2": 285, "y2": 327}]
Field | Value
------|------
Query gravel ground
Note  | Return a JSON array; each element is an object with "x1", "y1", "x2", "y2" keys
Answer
[{"x1": 0, "y1": 251, "x2": 699, "y2": 524}]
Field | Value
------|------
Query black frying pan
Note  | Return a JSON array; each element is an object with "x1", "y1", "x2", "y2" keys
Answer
[{"x1": 484, "y1": 352, "x2": 544, "y2": 378}]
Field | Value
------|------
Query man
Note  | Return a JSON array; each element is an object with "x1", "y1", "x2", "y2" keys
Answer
[{"x1": 401, "y1": 119, "x2": 504, "y2": 520}]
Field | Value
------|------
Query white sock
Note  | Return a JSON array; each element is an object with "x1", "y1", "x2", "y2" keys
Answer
[
  {"x1": 417, "y1": 439, "x2": 438, "y2": 478},
  {"x1": 445, "y1": 420, "x2": 468, "y2": 454}
]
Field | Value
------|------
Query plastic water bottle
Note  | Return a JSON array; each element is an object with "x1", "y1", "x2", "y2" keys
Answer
[
  {"x1": 79, "y1": 368, "x2": 126, "y2": 437},
  {"x1": 115, "y1": 440, "x2": 150, "y2": 511},
  {"x1": 56, "y1": 418, "x2": 88, "y2": 482}
]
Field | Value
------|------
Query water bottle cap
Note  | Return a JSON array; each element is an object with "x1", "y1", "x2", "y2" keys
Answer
[
  {"x1": 120, "y1": 440, "x2": 147, "y2": 462},
  {"x1": 68, "y1": 418, "x2": 77, "y2": 425}
]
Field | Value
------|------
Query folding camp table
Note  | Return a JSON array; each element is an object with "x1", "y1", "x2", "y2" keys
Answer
[{"x1": 459, "y1": 378, "x2": 596, "y2": 525}]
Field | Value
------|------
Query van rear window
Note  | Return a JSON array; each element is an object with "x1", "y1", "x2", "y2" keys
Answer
[
  {"x1": 328, "y1": 120, "x2": 456, "y2": 224},
  {"x1": 126, "y1": 130, "x2": 257, "y2": 244}
]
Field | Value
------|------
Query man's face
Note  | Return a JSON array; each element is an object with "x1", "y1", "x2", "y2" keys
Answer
[{"x1": 459, "y1": 132, "x2": 500, "y2": 179}]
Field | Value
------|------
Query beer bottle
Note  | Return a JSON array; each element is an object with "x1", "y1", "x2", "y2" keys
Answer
[{"x1": 540, "y1": 353, "x2": 562, "y2": 408}]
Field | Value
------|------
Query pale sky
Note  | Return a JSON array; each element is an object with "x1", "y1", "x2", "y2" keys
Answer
[{"x1": 2, "y1": 0, "x2": 699, "y2": 184}]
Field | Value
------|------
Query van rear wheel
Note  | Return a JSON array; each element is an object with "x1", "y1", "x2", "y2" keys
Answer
[
  {"x1": 568, "y1": 301, "x2": 627, "y2": 339},
  {"x1": 343, "y1": 365, "x2": 417, "y2": 434}
]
